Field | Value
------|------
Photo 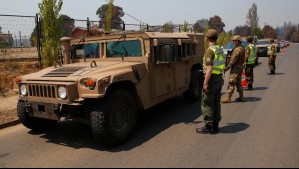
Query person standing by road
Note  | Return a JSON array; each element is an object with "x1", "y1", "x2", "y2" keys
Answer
[
  {"x1": 221, "y1": 35, "x2": 246, "y2": 103},
  {"x1": 268, "y1": 38, "x2": 277, "y2": 75},
  {"x1": 196, "y1": 29, "x2": 225, "y2": 134},
  {"x1": 244, "y1": 36, "x2": 257, "y2": 90}
]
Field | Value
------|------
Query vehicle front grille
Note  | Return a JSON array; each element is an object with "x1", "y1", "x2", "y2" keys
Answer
[{"x1": 28, "y1": 84, "x2": 57, "y2": 99}]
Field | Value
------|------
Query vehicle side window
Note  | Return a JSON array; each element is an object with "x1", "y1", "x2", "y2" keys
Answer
[
  {"x1": 72, "y1": 43, "x2": 100, "y2": 59},
  {"x1": 155, "y1": 44, "x2": 177, "y2": 63},
  {"x1": 180, "y1": 43, "x2": 193, "y2": 58},
  {"x1": 106, "y1": 40, "x2": 142, "y2": 58}
]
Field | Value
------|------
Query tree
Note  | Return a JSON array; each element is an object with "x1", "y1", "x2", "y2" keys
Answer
[
  {"x1": 233, "y1": 25, "x2": 251, "y2": 37},
  {"x1": 96, "y1": 4, "x2": 124, "y2": 30},
  {"x1": 39, "y1": 0, "x2": 63, "y2": 67},
  {"x1": 292, "y1": 31, "x2": 299, "y2": 42},
  {"x1": 60, "y1": 15, "x2": 75, "y2": 37},
  {"x1": 253, "y1": 27, "x2": 264, "y2": 39},
  {"x1": 182, "y1": 20, "x2": 188, "y2": 32},
  {"x1": 195, "y1": 19, "x2": 208, "y2": 33},
  {"x1": 208, "y1": 15, "x2": 225, "y2": 33},
  {"x1": 284, "y1": 25, "x2": 297, "y2": 41},
  {"x1": 246, "y1": 3, "x2": 259, "y2": 32},
  {"x1": 262, "y1": 25, "x2": 277, "y2": 39},
  {"x1": 106, "y1": 0, "x2": 114, "y2": 31},
  {"x1": 162, "y1": 21, "x2": 174, "y2": 33},
  {"x1": 193, "y1": 23, "x2": 200, "y2": 33}
]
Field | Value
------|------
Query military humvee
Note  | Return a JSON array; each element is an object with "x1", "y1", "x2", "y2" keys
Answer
[{"x1": 15, "y1": 31, "x2": 204, "y2": 146}]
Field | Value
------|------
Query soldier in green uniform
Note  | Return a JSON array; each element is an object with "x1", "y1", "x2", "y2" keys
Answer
[
  {"x1": 221, "y1": 35, "x2": 246, "y2": 103},
  {"x1": 268, "y1": 38, "x2": 277, "y2": 74},
  {"x1": 245, "y1": 36, "x2": 256, "y2": 90},
  {"x1": 196, "y1": 29, "x2": 225, "y2": 134}
]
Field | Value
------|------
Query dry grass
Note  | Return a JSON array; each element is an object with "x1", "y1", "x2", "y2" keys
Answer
[{"x1": 0, "y1": 61, "x2": 42, "y2": 97}]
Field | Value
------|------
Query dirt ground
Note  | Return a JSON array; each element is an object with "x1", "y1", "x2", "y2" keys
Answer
[{"x1": 0, "y1": 61, "x2": 41, "y2": 97}]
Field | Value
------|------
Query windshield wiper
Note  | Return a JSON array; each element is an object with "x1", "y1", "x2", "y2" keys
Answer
[
  {"x1": 111, "y1": 34, "x2": 126, "y2": 48},
  {"x1": 122, "y1": 46, "x2": 129, "y2": 56}
]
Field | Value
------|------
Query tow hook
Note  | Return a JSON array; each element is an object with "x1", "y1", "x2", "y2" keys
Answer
[{"x1": 24, "y1": 101, "x2": 32, "y2": 113}]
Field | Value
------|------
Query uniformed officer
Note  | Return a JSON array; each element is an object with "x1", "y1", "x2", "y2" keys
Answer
[
  {"x1": 268, "y1": 38, "x2": 277, "y2": 74},
  {"x1": 196, "y1": 29, "x2": 225, "y2": 134},
  {"x1": 221, "y1": 35, "x2": 246, "y2": 103},
  {"x1": 244, "y1": 36, "x2": 256, "y2": 90}
]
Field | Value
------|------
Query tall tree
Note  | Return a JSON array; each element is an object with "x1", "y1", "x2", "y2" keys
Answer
[
  {"x1": 246, "y1": 3, "x2": 259, "y2": 32},
  {"x1": 39, "y1": 0, "x2": 63, "y2": 67},
  {"x1": 60, "y1": 15, "x2": 75, "y2": 37},
  {"x1": 106, "y1": 0, "x2": 114, "y2": 31},
  {"x1": 208, "y1": 15, "x2": 225, "y2": 33},
  {"x1": 182, "y1": 20, "x2": 188, "y2": 32},
  {"x1": 96, "y1": 4, "x2": 124, "y2": 30}
]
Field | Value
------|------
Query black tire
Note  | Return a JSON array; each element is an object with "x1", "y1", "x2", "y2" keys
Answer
[
  {"x1": 183, "y1": 70, "x2": 203, "y2": 102},
  {"x1": 90, "y1": 89, "x2": 137, "y2": 147},
  {"x1": 17, "y1": 101, "x2": 57, "y2": 131}
]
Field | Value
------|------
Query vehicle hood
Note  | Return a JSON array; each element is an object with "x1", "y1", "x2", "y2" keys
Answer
[
  {"x1": 256, "y1": 44, "x2": 269, "y2": 48},
  {"x1": 21, "y1": 61, "x2": 145, "y2": 82}
]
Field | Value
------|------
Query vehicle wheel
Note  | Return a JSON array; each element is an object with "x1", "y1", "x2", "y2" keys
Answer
[
  {"x1": 90, "y1": 89, "x2": 137, "y2": 147},
  {"x1": 17, "y1": 101, "x2": 57, "y2": 131},
  {"x1": 183, "y1": 70, "x2": 203, "y2": 102}
]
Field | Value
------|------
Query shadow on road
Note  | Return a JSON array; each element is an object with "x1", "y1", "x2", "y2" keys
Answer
[
  {"x1": 251, "y1": 87, "x2": 268, "y2": 91},
  {"x1": 28, "y1": 96, "x2": 202, "y2": 152},
  {"x1": 243, "y1": 97, "x2": 262, "y2": 102},
  {"x1": 267, "y1": 72, "x2": 285, "y2": 76},
  {"x1": 220, "y1": 122, "x2": 250, "y2": 134}
]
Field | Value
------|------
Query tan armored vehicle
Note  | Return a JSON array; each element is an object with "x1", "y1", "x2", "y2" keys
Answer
[{"x1": 15, "y1": 31, "x2": 204, "y2": 146}]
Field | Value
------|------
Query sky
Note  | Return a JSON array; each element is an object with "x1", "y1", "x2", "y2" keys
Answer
[{"x1": 0, "y1": 0, "x2": 298, "y2": 32}]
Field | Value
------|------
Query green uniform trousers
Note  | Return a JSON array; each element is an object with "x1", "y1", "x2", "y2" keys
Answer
[
  {"x1": 227, "y1": 68, "x2": 243, "y2": 96},
  {"x1": 201, "y1": 74, "x2": 224, "y2": 126},
  {"x1": 268, "y1": 55, "x2": 276, "y2": 71},
  {"x1": 245, "y1": 64, "x2": 254, "y2": 85}
]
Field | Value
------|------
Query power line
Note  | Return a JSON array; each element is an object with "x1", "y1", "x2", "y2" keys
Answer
[{"x1": 104, "y1": 0, "x2": 147, "y2": 24}]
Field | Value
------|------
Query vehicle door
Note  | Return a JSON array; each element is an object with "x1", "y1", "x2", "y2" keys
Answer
[{"x1": 152, "y1": 39, "x2": 176, "y2": 98}]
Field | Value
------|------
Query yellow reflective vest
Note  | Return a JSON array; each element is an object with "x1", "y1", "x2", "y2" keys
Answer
[
  {"x1": 267, "y1": 44, "x2": 277, "y2": 56},
  {"x1": 204, "y1": 45, "x2": 226, "y2": 75},
  {"x1": 246, "y1": 44, "x2": 256, "y2": 65}
]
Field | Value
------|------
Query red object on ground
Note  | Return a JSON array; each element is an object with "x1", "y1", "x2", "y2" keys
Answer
[{"x1": 241, "y1": 71, "x2": 247, "y2": 89}]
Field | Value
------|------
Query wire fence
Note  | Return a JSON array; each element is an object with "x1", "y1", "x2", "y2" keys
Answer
[{"x1": 0, "y1": 14, "x2": 198, "y2": 61}]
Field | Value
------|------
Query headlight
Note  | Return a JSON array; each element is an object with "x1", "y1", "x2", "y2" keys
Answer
[
  {"x1": 20, "y1": 84, "x2": 27, "y2": 96},
  {"x1": 58, "y1": 86, "x2": 67, "y2": 100}
]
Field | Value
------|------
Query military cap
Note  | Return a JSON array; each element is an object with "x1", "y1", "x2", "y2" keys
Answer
[
  {"x1": 246, "y1": 36, "x2": 253, "y2": 42},
  {"x1": 269, "y1": 38, "x2": 274, "y2": 43},
  {"x1": 206, "y1": 29, "x2": 218, "y2": 39},
  {"x1": 233, "y1": 35, "x2": 242, "y2": 42}
]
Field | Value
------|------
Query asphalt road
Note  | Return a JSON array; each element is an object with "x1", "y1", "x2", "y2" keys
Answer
[{"x1": 1, "y1": 44, "x2": 299, "y2": 168}]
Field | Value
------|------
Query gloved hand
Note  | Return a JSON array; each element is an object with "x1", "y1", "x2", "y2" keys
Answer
[{"x1": 224, "y1": 66, "x2": 230, "y2": 72}]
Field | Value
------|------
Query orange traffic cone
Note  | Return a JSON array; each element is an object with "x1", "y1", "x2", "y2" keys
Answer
[
  {"x1": 282, "y1": 48, "x2": 286, "y2": 55},
  {"x1": 241, "y1": 71, "x2": 247, "y2": 89}
]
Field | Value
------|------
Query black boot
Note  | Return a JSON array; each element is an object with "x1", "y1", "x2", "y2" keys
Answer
[
  {"x1": 196, "y1": 125, "x2": 212, "y2": 134},
  {"x1": 212, "y1": 123, "x2": 219, "y2": 134},
  {"x1": 270, "y1": 70, "x2": 275, "y2": 74},
  {"x1": 247, "y1": 83, "x2": 253, "y2": 90}
]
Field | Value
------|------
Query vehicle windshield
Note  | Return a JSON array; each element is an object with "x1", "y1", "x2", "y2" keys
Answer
[
  {"x1": 72, "y1": 43, "x2": 100, "y2": 59},
  {"x1": 224, "y1": 40, "x2": 247, "y2": 49},
  {"x1": 257, "y1": 40, "x2": 270, "y2": 45},
  {"x1": 106, "y1": 40, "x2": 142, "y2": 58}
]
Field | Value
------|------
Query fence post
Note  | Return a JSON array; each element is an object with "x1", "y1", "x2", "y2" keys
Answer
[
  {"x1": 122, "y1": 21, "x2": 125, "y2": 31},
  {"x1": 87, "y1": 17, "x2": 90, "y2": 36},
  {"x1": 36, "y1": 13, "x2": 42, "y2": 67}
]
